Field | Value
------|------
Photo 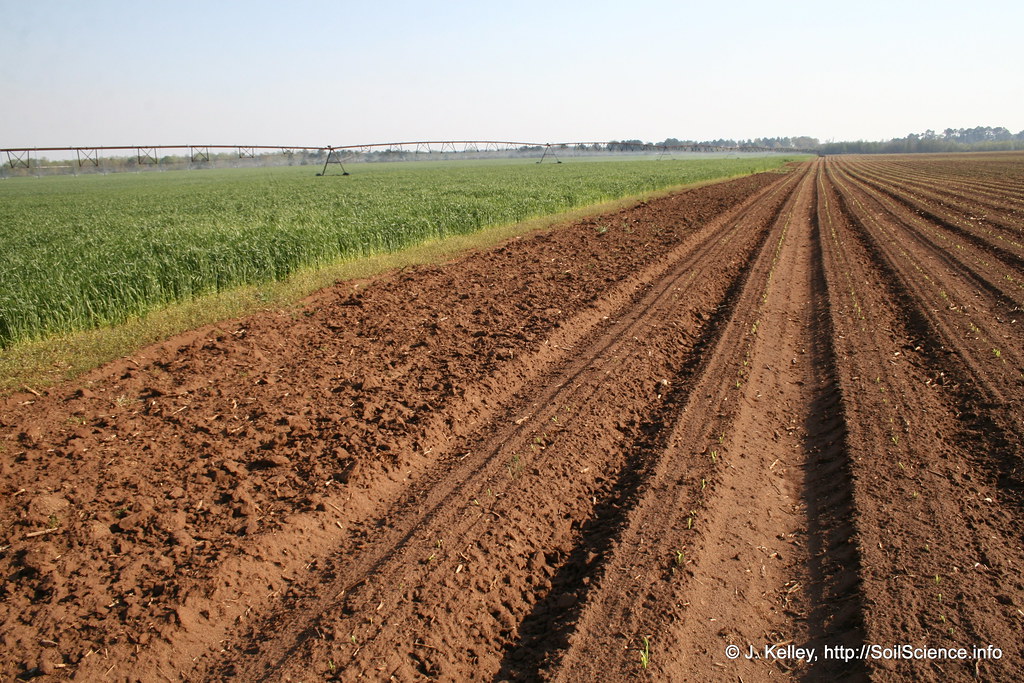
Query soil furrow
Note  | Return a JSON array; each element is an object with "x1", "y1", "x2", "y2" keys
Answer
[
  {"x1": 532, "y1": 161, "x2": 868, "y2": 682},
  {"x1": 844, "y1": 164, "x2": 1024, "y2": 256},
  {"x1": 649, "y1": 159, "x2": 861, "y2": 682},
  {"x1": 835, "y1": 165, "x2": 1024, "y2": 310},
  {"x1": 828, "y1": 161, "x2": 1024, "y2": 408},
  {"x1": 863, "y1": 162, "x2": 1024, "y2": 213},
  {"x1": 491, "y1": 165, "x2": 822, "y2": 681},
  {"x1": 818, "y1": 157, "x2": 1024, "y2": 681},
  {"x1": 826, "y1": 161, "x2": 1023, "y2": 494},
  {"x1": 865, "y1": 157, "x2": 1024, "y2": 199},
  {"x1": 189, "y1": 168, "x2": 807, "y2": 681},
  {"x1": 854, "y1": 159, "x2": 1024, "y2": 215}
]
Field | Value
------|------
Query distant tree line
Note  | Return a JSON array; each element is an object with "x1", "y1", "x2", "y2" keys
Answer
[
  {"x1": 652, "y1": 136, "x2": 820, "y2": 150},
  {"x1": 604, "y1": 137, "x2": 820, "y2": 151},
  {"x1": 818, "y1": 126, "x2": 1024, "y2": 154},
  {"x1": 614, "y1": 127, "x2": 1024, "y2": 155}
]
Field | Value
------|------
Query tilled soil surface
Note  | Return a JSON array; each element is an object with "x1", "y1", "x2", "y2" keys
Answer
[{"x1": 1, "y1": 154, "x2": 1022, "y2": 682}]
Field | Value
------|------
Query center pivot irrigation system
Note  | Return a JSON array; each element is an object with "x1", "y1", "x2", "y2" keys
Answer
[{"x1": 1, "y1": 140, "x2": 816, "y2": 175}]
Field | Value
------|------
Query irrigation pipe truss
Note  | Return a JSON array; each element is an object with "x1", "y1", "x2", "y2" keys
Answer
[{"x1": 1, "y1": 140, "x2": 816, "y2": 174}]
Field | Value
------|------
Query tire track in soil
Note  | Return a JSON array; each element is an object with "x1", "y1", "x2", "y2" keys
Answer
[
  {"x1": 826, "y1": 160, "x2": 1024, "y2": 449},
  {"x1": 848, "y1": 159, "x2": 1024, "y2": 244},
  {"x1": 862, "y1": 158, "x2": 1024, "y2": 211},
  {"x1": 495, "y1": 164, "x2": 828, "y2": 681},
  {"x1": 836, "y1": 170, "x2": 1024, "y2": 314},
  {"x1": 821, "y1": 157, "x2": 1024, "y2": 681},
  {"x1": 866, "y1": 156, "x2": 1024, "y2": 201},
  {"x1": 190, "y1": 168, "x2": 808, "y2": 681},
  {"x1": 545, "y1": 159, "x2": 868, "y2": 682},
  {"x1": 839, "y1": 164, "x2": 1024, "y2": 279},
  {"x1": 854, "y1": 158, "x2": 1024, "y2": 217}
]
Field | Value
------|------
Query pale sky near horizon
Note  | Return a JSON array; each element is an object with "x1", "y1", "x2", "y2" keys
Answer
[{"x1": 2, "y1": 0, "x2": 1022, "y2": 150}]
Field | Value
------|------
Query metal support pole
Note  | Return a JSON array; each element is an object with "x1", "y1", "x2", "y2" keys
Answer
[
  {"x1": 6, "y1": 150, "x2": 31, "y2": 168},
  {"x1": 320, "y1": 147, "x2": 333, "y2": 176},
  {"x1": 137, "y1": 147, "x2": 158, "y2": 164},
  {"x1": 536, "y1": 144, "x2": 562, "y2": 164},
  {"x1": 76, "y1": 148, "x2": 99, "y2": 167},
  {"x1": 319, "y1": 147, "x2": 350, "y2": 176}
]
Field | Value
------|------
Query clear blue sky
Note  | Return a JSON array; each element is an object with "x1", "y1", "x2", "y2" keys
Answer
[{"x1": 2, "y1": 0, "x2": 1022, "y2": 149}]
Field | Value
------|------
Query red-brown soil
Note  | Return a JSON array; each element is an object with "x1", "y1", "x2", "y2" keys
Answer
[{"x1": 2, "y1": 154, "x2": 1022, "y2": 682}]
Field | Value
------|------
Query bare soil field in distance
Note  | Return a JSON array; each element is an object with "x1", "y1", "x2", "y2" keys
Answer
[{"x1": 2, "y1": 153, "x2": 1022, "y2": 681}]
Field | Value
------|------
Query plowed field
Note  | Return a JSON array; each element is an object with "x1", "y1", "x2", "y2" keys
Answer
[{"x1": 2, "y1": 154, "x2": 1022, "y2": 681}]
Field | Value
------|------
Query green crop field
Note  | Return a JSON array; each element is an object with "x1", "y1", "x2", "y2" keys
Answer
[{"x1": 0, "y1": 156, "x2": 801, "y2": 347}]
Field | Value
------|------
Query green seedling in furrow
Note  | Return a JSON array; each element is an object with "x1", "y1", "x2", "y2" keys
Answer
[{"x1": 639, "y1": 636, "x2": 652, "y2": 670}]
